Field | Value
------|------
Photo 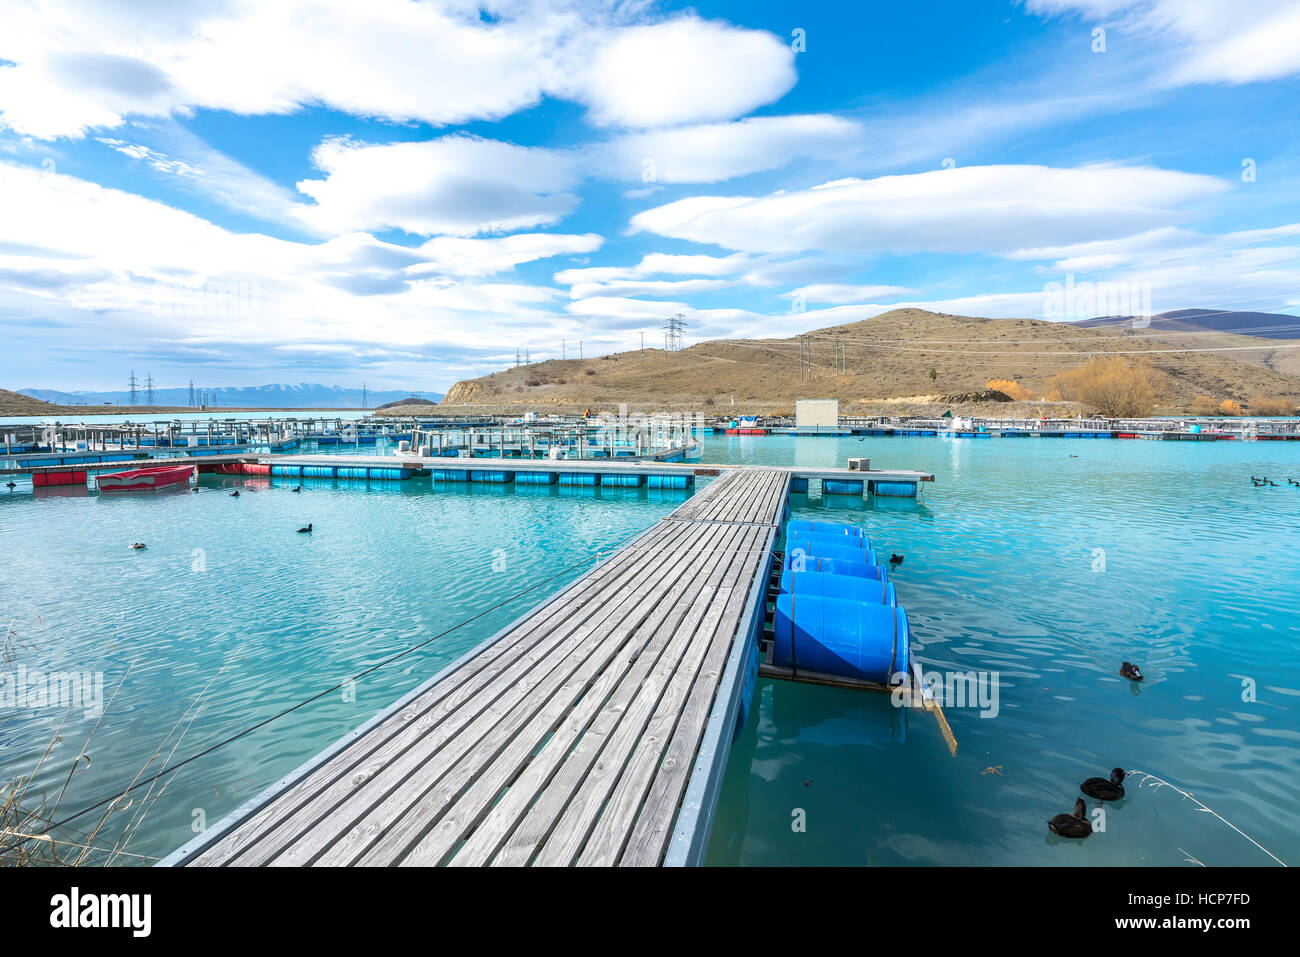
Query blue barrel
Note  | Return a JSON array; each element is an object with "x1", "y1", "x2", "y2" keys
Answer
[
  {"x1": 559, "y1": 473, "x2": 598, "y2": 486},
  {"x1": 787, "y1": 539, "x2": 877, "y2": 565},
  {"x1": 823, "y1": 479, "x2": 864, "y2": 495},
  {"x1": 367, "y1": 467, "x2": 411, "y2": 480},
  {"x1": 791, "y1": 477, "x2": 809, "y2": 492},
  {"x1": 773, "y1": 594, "x2": 909, "y2": 683},
  {"x1": 515, "y1": 471, "x2": 558, "y2": 485},
  {"x1": 431, "y1": 469, "x2": 469, "y2": 481},
  {"x1": 871, "y1": 480, "x2": 917, "y2": 497},
  {"x1": 783, "y1": 551, "x2": 885, "y2": 579},
  {"x1": 648, "y1": 474, "x2": 691, "y2": 488},
  {"x1": 271, "y1": 464, "x2": 301, "y2": 477},
  {"x1": 787, "y1": 520, "x2": 865, "y2": 539},
  {"x1": 779, "y1": 570, "x2": 895, "y2": 606},
  {"x1": 601, "y1": 474, "x2": 643, "y2": 487},
  {"x1": 787, "y1": 528, "x2": 873, "y2": 552},
  {"x1": 471, "y1": 470, "x2": 512, "y2": 483}
]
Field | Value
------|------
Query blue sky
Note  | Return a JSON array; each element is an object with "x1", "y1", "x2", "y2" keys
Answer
[{"x1": 1, "y1": 0, "x2": 1297, "y2": 392}]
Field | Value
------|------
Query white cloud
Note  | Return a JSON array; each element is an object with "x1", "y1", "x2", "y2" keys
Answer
[
  {"x1": 784, "y1": 284, "x2": 912, "y2": 305},
  {"x1": 0, "y1": 160, "x2": 588, "y2": 381},
  {"x1": 631, "y1": 164, "x2": 1228, "y2": 254},
  {"x1": 554, "y1": 252, "x2": 750, "y2": 285},
  {"x1": 567, "y1": 278, "x2": 736, "y2": 300},
  {"x1": 293, "y1": 135, "x2": 581, "y2": 237},
  {"x1": 1025, "y1": 0, "x2": 1300, "y2": 86},
  {"x1": 0, "y1": 2, "x2": 796, "y2": 140},
  {"x1": 595, "y1": 114, "x2": 862, "y2": 184},
  {"x1": 407, "y1": 233, "x2": 604, "y2": 278},
  {"x1": 573, "y1": 17, "x2": 796, "y2": 129}
]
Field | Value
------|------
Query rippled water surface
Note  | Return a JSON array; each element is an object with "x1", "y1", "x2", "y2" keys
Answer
[
  {"x1": 707, "y1": 434, "x2": 1300, "y2": 866},
  {"x1": 2, "y1": 433, "x2": 1298, "y2": 866}
]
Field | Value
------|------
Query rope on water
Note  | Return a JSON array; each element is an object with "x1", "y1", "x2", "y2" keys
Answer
[{"x1": 1127, "y1": 769, "x2": 1288, "y2": 867}]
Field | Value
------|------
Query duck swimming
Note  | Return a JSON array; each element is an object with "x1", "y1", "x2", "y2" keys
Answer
[
  {"x1": 889, "y1": 553, "x2": 904, "y2": 566},
  {"x1": 5, "y1": 481, "x2": 15, "y2": 489},
  {"x1": 229, "y1": 490, "x2": 240, "y2": 497},
  {"x1": 1048, "y1": 798, "x2": 1092, "y2": 839},
  {"x1": 129, "y1": 542, "x2": 147, "y2": 550},
  {"x1": 297, "y1": 523, "x2": 313, "y2": 533},
  {"x1": 1081, "y1": 767, "x2": 1126, "y2": 801},
  {"x1": 1119, "y1": 661, "x2": 1143, "y2": 681},
  {"x1": 292, "y1": 485, "x2": 302, "y2": 492}
]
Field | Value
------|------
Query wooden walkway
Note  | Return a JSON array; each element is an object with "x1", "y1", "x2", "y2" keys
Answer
[{"x1": 162, "y1": 467, "x2": 789, "y2": 867}]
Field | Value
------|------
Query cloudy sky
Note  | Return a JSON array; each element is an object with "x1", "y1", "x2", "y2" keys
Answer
[{"x1": 1, "y1": 0, "x2": 1298, "y2": 392}]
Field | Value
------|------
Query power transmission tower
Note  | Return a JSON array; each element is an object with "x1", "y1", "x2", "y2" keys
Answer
[
  {"x1": 144, "y1": 374, "x2": 155, "y2": 407},
  {"x1": 128, "y1": 370, "x2": 139, "y2": 405},
  {"x1": 188, "y1": 379, "x2": 195, "y2": 406},
  {"x1": 640, "y1": 331, "x2": 645, "y2": 361},
  {"x1": 525, "y1": 348, "x2": 531, "y2": 364},
  {"x1": 662, "y1": 313, "x2": 687, "y2": 351},
  {"x1": 361, "y1": 382, "x2": 368, "y2": 409},
  {"x1": 515, "y1": 348, "x2": 521, "y2": 367}
]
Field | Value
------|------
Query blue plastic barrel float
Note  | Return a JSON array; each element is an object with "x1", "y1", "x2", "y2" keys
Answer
[
  {"x1": 647, "y1": 474, "x2": 691, "y2": 489},
  {"x1": 787, "y1": 519, "x2": 865, "y2": 539},
  {"x1": 870, "y1": 480, "x2": 917, "y2": 498},
  {"x1": 302, "y1": 465, "x2": 336, "y2": 478},
  {"x1": 779, "y1": 570, "x2": 896, "y2": 606},
  {"x1": 773, "y1": 594, "x2": 909, "y2": 683},
  {"x1": 367, "y1": 467, "x2": 413, "y2": 481},
  {"x1": 786, "y1": 538, "x2": 878, "y2": 566},
  {"x1": 823, "y1": 478, "x2": 865, "y2": 495},
  {"x1": 791, "y1": 477, "x2": 809, "y2": 492},
  {"x1": 782, "y1": 549, "x2": 886, "y2": 580},
  {"x1": 471, "y1": 470, "x2": 512, "y2": 483},
  {"x1": 514, "y1": 471, "x2": 558, "y2": 485},
  {"x1": 787, "y1": 527, "x2": 872, "y2": 550},
  {"x1": 271, "y1": 464, "x2": 302, "y2": 477},
  {"x1": 559, "y1": 472, "x2": 598, "y2": 486},
  {"x1": 601, "y1": 473, "x2": 644, "y2": 487},
  {"x1": 431, "y1": 468, "x2": 470, "y2": 482}
]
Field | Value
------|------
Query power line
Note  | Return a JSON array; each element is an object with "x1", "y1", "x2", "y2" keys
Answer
[{"x1": 663, "y1": 313, "x2": 687, "y2": 351}]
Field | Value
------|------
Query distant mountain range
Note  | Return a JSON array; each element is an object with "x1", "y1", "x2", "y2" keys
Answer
[
  {"x1": 19, "y1": 383, "x2": 442, "y2": 409},
  {"x1": 1071, "y1": 309, "x2": 1300, "y2": 339}
]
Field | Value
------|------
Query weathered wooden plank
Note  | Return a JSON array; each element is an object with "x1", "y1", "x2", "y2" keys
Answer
[
  {"x1": 359, "y1": 522, "x2": 734, "y2": 867},
  {"x1": 618, "y1": 527, "x2": 775, "y2": 866},
  {"x1": 537, "y1": 524, "x2": 764, "y2": 866},
  {"x1": 483, "y1": 523, "x2": 756, "y2": 866},
  {"x1": 301, "y1": 522, "x2": 722, "y2": 866},
  {"x1": 410, "y1": 522, "x2": 746, "y2": 866}
]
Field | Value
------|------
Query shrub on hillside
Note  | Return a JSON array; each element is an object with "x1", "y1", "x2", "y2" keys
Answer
[
  {"x1": 987, "y1": 379, "x2": 1034, "y2": 401},
  {"x1": 1218, "y1": 399, "x2": 1245, "y2": 416},
  {"x1": 1047, "y1": 357, "x2": 1155, "y2": 417},
  {"x1": 1250, "y1": 395, "x2": 1296, "y2": 416}
]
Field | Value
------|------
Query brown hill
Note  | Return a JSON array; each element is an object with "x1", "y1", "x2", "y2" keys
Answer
[
  {"x1": 0, "y1": 388, "x2": 62, "y2": 416},
  {"x1": 440, "y1": 309, "x2": 1300, "y2": 415}
]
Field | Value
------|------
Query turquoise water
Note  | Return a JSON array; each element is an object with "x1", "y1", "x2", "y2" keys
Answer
[
  {"x1": 2, "y1": 434, "x2": 1298, "y2": 865},
  {"x1": 0, "y1": 475, "x2": 682, "y2": 863},
  {"x1": 705, "y1": 434, "x2": 1300, "y2": 866}
]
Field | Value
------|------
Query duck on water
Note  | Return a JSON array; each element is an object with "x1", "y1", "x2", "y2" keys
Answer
[
  {"x1": 1048, "y1": 799, "x2": 1092, "y2": 839},
  {"x1": 1081, "y1": 768, "x2": 1126, "y2": 801}
]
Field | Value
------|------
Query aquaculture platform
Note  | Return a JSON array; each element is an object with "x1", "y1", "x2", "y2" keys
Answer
[{"x1": 160, "y1": 467, "x2": 790, "y2": 867}]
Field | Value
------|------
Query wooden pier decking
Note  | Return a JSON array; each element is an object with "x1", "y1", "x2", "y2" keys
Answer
[{"x1": 161, "y1": 467, "x2": 791, "y2": 867}]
